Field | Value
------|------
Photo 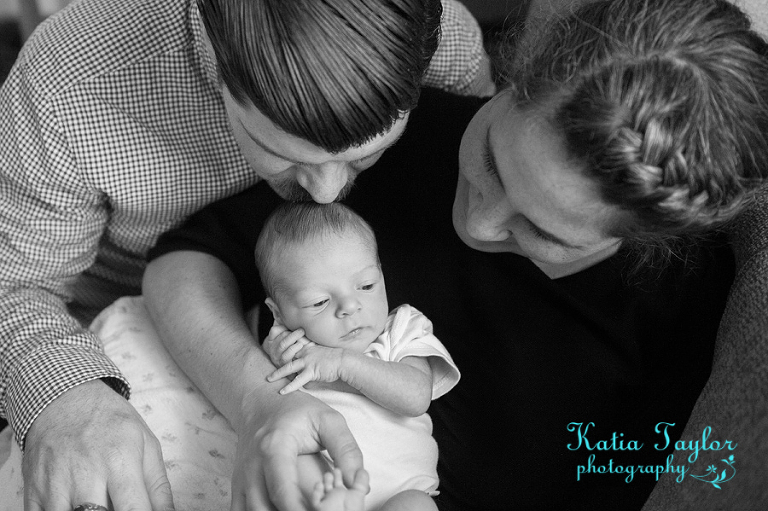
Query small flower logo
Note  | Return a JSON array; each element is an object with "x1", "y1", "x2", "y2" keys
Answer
[{"x1": 690, "y1": 455, "x2": 736, "y2": 489}]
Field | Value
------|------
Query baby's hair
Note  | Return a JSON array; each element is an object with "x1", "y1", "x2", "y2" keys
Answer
[
  {"x1": 255, "y1": 202, "x2": 379, "y2": 299},
  {"x1": 503, "y1": 0, "x2": 768, "y2": 268},
  {"x1": 198, "y1": 0, "x2": 441, "y2": 153}
]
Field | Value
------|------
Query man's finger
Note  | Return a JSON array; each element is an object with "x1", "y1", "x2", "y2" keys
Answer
[
  {"x1": 317, "y1": 415, "x2": 365, "y2": 489},
  {"x1": 106, "y1": 463, "x2": 154, "y2": 511},
  {"x1": 262, "y1": 435, "x2": 305, "y2": 511},
  {"x1": 144, "y1": 446, "x2": 175, "y2": 511}
]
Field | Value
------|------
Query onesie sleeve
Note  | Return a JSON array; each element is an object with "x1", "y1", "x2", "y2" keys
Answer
[{"x1": 369, "y1": 305, "x2": 461, "y2": 400}]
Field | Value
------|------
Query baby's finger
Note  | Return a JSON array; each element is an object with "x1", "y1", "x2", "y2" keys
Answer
[
  {"x1": 278, "y1": 329, "x2": 306, "y2": 352},
  {"x1": 279, "y1": 371, "x2": 311, "y2": 395},
  {"x1": 267, "y1": 324, "x2": 288, "y2": 340},
  {"x1": 266, "y1": 359, "x2": 305, "y2": 382},
  {"x1": 280, "y1": 339, "x2": 309, "y2": 364}
]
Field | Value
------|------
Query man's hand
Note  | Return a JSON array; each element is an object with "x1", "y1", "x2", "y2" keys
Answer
[
  {"x1": 23, "y1": 379, "x2": 174, "y2": 511},
  {"x1": 230, "y1": 391, "x2": 364, "y2": 511},
  {"x1": 262, "y1": 322, "x2": 315, "y2": 367},
  {"x1": 266, "y1": 344, "x2": 345, "y2": 395}
]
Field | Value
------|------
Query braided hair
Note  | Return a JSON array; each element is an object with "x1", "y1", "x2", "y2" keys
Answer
[{"x1": 503, "y1": 0, "x2": 768, "y2": 267}]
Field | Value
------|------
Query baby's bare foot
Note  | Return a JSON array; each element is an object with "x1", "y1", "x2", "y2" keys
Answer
[{"x1": 311, "y1": 468, "x2": 369, "y2": 511}]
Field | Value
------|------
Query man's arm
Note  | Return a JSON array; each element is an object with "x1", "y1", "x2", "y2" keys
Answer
[
  {"x1": 421, "y1": 0, "x2": 497, "y2": 97},
  {"x1": 0, "y1": 46, "x2": 173, "y2": 511},
  {"x1": 142, "y1": 251, "x2": 365, "y2": 511}
]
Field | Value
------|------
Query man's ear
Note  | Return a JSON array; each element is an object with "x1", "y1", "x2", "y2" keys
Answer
[{"x1": 264, "y1": 297, "x2": 282, "y2": 324}]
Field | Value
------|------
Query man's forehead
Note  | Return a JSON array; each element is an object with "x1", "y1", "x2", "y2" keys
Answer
[{"x1": 227, "y1": 87, "x2": 410, "y2": 162}]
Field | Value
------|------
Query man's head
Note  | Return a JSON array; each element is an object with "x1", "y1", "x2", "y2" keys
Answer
[
  {"x1": 255, "y1": 202, "x2": 389, "y2": 351},
  {"x1": 198, "y1": 0, "x2": 442, "y2": 202}
]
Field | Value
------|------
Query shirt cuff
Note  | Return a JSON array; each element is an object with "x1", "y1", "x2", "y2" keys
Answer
[{"x1": 5, "y1": 344, "x2": 129, "y2": 452}]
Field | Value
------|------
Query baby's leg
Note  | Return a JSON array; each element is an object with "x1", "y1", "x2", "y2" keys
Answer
[
  {"x1": 379, "y1": 490, "x2": 437, "y2": 511},
  {"x1": 310, "y1": 468, "x2": 368, "y2": 511}
]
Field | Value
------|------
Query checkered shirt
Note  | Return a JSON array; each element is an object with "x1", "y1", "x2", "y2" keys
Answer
[{"x1": 0, "y1": 0, "x2": 494, "y2": 450}]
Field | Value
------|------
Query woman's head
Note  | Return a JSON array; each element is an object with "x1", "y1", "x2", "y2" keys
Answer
[{"x1": 456, "y1": 0, "x2": 768, "y2": 269}]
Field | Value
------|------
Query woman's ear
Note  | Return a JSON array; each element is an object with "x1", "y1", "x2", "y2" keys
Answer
[{"x1": 264, "y1": 297, "x2": 282, "y2": 324}]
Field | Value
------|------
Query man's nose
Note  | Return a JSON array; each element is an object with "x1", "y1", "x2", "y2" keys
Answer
[{"x1": 299, "y1": 162, "x2": 349, "y2": 203}]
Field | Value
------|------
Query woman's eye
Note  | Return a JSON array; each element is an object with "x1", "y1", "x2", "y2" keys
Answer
[
  {"x1": 529, "y1": 225, "x2": 549, "y2": 241},
  {"x1": 482, "y1": 145, "x2": 500, "y2": 179}
]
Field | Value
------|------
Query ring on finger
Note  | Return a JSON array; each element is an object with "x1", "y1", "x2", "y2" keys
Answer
[{"x1": 73, "y1": 503, "x2": 108, "y2": 511}]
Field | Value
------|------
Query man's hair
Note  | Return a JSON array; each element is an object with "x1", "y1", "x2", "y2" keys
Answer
[
  {"x1": 255, "y1": 202, "x2": 378, "y2": 299},
  {"x1": 198, "y1": 0, "x2": 442, "y2": 153},
  {"x1": 504, "y1": 0, "x2": 768, "y2": 268}
]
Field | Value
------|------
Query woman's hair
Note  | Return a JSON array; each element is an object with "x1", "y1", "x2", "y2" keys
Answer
[
  {"x1": 503, "y1": 0, "x2": 768, "y2": 267},
  {"x1": 255, "y1": 202, "x2": 378, "y2": 299},
  {"x1": 198, "y1": 0, "x2": 441, "y2": 153}
]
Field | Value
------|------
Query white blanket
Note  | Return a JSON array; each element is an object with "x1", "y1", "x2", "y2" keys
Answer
[{"x1": 0, "y1": 296, "x2": 238, "y2": 511}]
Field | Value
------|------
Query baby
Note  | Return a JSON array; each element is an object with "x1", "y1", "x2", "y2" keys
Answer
[{"x1": 253, "y1": 202, "x2": 460, "y2": 511}]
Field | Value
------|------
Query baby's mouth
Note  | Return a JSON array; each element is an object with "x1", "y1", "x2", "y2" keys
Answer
[{"x1": 341, "y1": 327, "x2": 365, "y2": 340}]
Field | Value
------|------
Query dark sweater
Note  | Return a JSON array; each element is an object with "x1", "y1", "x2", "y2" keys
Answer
[{"x1": 149, "y1": 88, "x2": 734, "y2": 511}]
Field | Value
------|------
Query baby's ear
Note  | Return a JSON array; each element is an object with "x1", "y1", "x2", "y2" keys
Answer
[{"x1": 264, "y1": 297, "x2": 282, "y2": 323}]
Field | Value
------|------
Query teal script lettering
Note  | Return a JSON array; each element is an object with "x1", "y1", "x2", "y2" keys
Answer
[{"x1": 567, "y1": 422, "x2": 644, "y2": 451}]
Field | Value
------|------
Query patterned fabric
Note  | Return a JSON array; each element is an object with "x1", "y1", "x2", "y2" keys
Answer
[
  {"x1": 423, "y1": 0, "x2": 497, "y2": 97},
  {"x1": 0, "y1": 0, "x2": 492, "y2": 451}
]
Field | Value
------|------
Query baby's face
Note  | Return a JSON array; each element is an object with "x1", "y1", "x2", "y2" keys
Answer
[{"x1": 272, "y1": 233, "x2": 389, "y2": 352}]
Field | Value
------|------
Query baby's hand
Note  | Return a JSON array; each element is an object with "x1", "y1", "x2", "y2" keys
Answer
[
  {"x1": 262, "y1": 320, "x2": 314, "y2": 367},
  {"x1": 266, "y1": 344, "x2": 345, "y2": 394}
]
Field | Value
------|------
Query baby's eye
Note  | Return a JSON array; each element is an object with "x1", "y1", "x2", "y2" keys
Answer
[
  {"x1": 309, "y1": 299, "x2": 329, "y2": 308},
  {"x1": 360, "y1": 283, "x2": 375, "y2": 291}
]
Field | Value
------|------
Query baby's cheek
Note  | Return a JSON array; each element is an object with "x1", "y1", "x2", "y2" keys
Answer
[{"x1": 303, "y1": 321, "x2": 337, "y2": 347}]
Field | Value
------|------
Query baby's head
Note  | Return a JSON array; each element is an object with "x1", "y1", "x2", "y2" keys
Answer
[{"x1": 255, "y1": 202, "x2": 390, "y2": 352}]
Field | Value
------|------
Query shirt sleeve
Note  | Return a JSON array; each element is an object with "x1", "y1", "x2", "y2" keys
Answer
[
  {"x1": 422, "y1": 0, "x2": 497, "y2": 97},
  {"x1": 367, "y1": 304, "x2": 461, "y2": 400},
  {"x1": 0, "y1": 57, "x2": 129, "y2": 451}
]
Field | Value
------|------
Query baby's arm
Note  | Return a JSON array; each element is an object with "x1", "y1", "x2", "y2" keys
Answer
[
  {"x1": 268, "y1": 345, "x2": 433, "y2": 417},
  {"x1": 338, "y1": 351, "x2": 433, "y2": 417}
]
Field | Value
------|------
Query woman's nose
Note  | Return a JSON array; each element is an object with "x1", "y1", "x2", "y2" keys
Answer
[
  {"x1": 465, "y1": 186, "x2": 513, "y2": 242},
  {"x1": 298, "y1": 162, "x2": 349, "y2": 203}
]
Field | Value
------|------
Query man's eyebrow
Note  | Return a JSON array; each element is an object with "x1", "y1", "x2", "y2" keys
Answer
[{"x1": 241, "y1": 121, "x2": 406, "y2": 165}]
